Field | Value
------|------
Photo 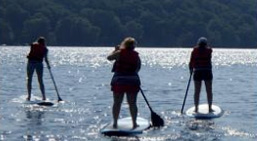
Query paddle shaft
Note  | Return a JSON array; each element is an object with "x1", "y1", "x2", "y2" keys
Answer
[
  {"x1": 181, "y1": 71, "x2": 193, "y2": 114},
  {"x1": 48, "y1": 67, "x2": 62, "y2": 101},
  {"x1": 140, "y1": 88, "x2": 164, "y2": 127},
  {"x1": 140, "y1": 88, "x2": 153, "y2": 112}
]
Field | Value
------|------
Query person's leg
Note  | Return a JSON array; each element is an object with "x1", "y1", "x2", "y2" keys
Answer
[
  {"x1": 36, "y1": 63, "x2": 45, "y2": 100},
  {"x1": 205, "y1": 80, "x2": 213, "y2": 112},
  {"x1": 112, "y1": 93, "x2": 124, "y2": 128},
  {"x1": 127, "y1": 92, "x2": 138, "y2": 128},
  {"x1": 194, "y1": 81, "x2": 202, "y2": 112},
  {"x1": 26, "y1": 62, "x2": 34, "y2": 101}
]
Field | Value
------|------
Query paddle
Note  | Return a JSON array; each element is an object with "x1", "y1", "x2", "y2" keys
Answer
[
  {"x1": 47, "y1": 66, "x2": 62, "y2": 102},
  {"x1": 140, "y1": 88, "x2": 164, "y2": 127},
  {"x1": 180, "y1": 71, "x2": 193, "y2": 114}
]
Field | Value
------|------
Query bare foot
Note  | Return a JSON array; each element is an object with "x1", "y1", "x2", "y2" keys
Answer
[
  {"x1": 209, "y1": 109, "x2": 214, "y2": 113},
  {"x1": 26, "y1": 97, "x2": 30, "y2": 101},
  {"x1": 194, "y1": 109, "x2": 198, "y2": 113},
  {"x1": 113, "y1": 123, "x2": 117, "y2": 129},
  {"x1": 132, "y1": 124, "x2": 139, "y2": 129}
]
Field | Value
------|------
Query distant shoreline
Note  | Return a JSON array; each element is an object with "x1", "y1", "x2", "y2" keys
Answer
[{"x1": 0, "y1": 45, "x2": 256, "y2": 49}]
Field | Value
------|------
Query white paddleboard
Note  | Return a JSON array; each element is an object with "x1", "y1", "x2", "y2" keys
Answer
[
  {"x1": 100, "y1": 117, "x2": 150, "y2": 136},
  {"x1": 186, "y1": 104, "x2": 223, "y2": 119}
]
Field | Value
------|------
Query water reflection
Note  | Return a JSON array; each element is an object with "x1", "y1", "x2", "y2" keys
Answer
[
  {"x1": 186, "y1": 119, "x2": 215, "y2": 131},
  {"x1": 24, "y1": 109, "x2": 45, "y2": 140},
  {"x1": 25, "y1": 110, "x2": 45, "y2": 125},
  {"x1": 0, "y1": 47, "x2": 256, "y2": 140}
]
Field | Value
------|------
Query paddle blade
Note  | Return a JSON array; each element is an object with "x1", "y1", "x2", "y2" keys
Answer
[
  {"x1": 151, "y1": 111, "x2": 164, "y2": 127},
  {"x1": 58, "y1": 97, "x2": 63, "y2": 102}
]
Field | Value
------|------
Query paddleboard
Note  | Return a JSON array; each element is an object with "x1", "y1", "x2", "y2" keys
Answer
[
  {"x1": 186, "y1": 104, "x2": 223, "y2": 119},
  {"x1": 24, "y1": 100, "x2": 55, "y2": 106},
  {"x1": 100, "y1": 117, "x2": 150, "y2": 136},
  {"x1": 12, "y1": 95, "x2": 55, "y2": 106}
]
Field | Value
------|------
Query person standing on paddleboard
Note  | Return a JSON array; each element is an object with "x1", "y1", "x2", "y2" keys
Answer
[
  {"x1": 107, "y1": 37, "x2": 141, "y2": 129},
  {"x1": 26, "y1": 36, "x2": 50, "y2": 101},
  {"x1": 189, "y1": 37, "x2": 214, "y2": 113}
]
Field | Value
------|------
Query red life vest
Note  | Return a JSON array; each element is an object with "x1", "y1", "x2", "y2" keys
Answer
[
  {"x1": 114, "y1": 49, "x2": 140, "y2": 73},
  {"x1": 190, "y1": 46, "x2": 212, "y2": 69},
  {"x1": 27, "y1": 43, "x2": 47, "y2": 62}
]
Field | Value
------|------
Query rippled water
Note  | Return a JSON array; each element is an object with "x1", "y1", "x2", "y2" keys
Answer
[{"x1": 0, "y1": 46, "x2": 256, "y2": 140}]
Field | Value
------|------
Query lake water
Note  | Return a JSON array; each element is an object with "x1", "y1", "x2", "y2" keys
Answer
[{"x1": 0, "y1": 46, "x2": 256, "y2": 140}]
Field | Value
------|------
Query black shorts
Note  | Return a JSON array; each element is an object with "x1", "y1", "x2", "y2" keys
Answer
[
  {"x1": 111, "y1": 73, "x2": 141, "y2": 86},
  {"x1": 193, "y1": 70, "x2": 213, "y2": 81}
]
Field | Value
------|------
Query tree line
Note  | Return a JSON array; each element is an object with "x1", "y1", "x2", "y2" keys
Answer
[{"x1": 0, "y1": 0, "x2": 256, "y2": 47}]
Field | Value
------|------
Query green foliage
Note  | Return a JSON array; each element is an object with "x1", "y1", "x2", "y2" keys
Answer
[
  {"x1": 0, "y1": 0, "x2": 256, "y2": 47},
  {"x1": 55, "y1": 16, "x2": 100, "y2": 45},
  {"x1": 0, "y1": 19, "x2": 14, "y2": 44}
]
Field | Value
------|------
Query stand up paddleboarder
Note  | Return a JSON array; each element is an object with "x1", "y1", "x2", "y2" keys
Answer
[
  {"x1": 189, "y1": 37, "x2": 214, "y2": 113},
  {"x1": 26, "y1": 36, "x2": 50, "y2": 101},
  {"x1": 107, "y1": 37, "x2": 141, "y2": 129}
]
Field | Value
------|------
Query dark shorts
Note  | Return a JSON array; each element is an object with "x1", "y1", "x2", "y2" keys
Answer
[
  {"x1": 27, "y1": 61, "x2": 44, "y2": 79},
  {"x1": 193, "y1": 70, "x2": 213, "y2": 81},
  {"x1": 111, "y1": 73, "x2": 141, "y2": 93}
]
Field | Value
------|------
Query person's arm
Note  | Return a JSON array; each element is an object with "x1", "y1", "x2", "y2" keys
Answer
[
  {"x1": 27, "y1": 43, "x2": 33, "y2": 59},
  {"x1": 209, "y1": 47, "x2": 213, "y2": 68},
  {"x1": 107, "y1": 50, "x2": 120, "y2": 61},
  {"x1": 45, "y1": 49, "x2": 50, "y2": 69},
  {"x1": 210, "y1": 47, "x2": 213, "y2": 59},
  {"x1": 136, "y1": 57, "x2": 141, "y2": 73},
  {"x1": 189, "y1": 50, "x2": 194, "y2": 73}
]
